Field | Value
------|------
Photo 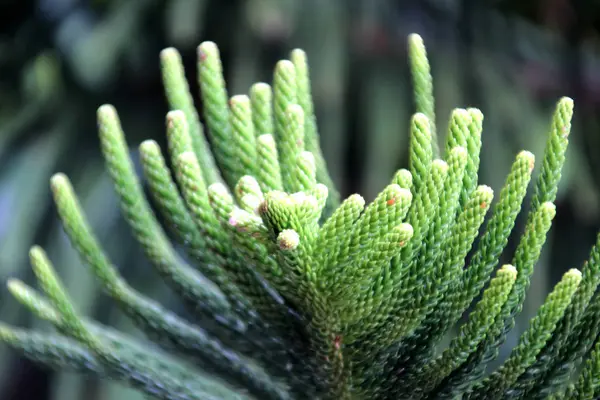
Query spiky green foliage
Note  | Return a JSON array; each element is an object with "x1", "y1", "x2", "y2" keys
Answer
[{"x1": 1, "y1": 33, "x2": 599, "y2": 400}]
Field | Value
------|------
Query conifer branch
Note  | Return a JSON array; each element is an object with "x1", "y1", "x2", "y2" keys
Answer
[{"x1": 1, "y1": 32, "x2": 597, "y2": 400}]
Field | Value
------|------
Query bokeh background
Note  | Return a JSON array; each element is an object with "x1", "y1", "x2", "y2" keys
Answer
[{"x1": 1, "y1": 0, "x2": 600, "y2": 399}]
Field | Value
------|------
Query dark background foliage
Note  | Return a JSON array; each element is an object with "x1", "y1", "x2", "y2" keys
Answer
[{"x1": 1, "y1": 0, "x2": 600, "y2": 398}]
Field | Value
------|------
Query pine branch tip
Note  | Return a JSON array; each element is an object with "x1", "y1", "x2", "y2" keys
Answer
[
  {"x1": 230, "y1": 94, "x2": 250, "y2": 106},
  {"x1": 276, "y1": 59, "x2": 295, "y2": 73},
  {"x1": 565, "y1": 268, "x2": 582, "y2": 279},
  {"x1": 49, "y1": 172, "x2": 69, "y2": 191},
  {"x1": 166, "y1": 109, "x2": 186, "y2": 120},
  {"x1": 408, "y1": 33, "x2": 424, "y2": 46},
  {"x1": 97, "y1": 104, "x2": 118, "y2": 119},
  {"x1": 517, "y1": 150, "x2": 536, "y2": 171},
  {"x1": 177, "y1": 150, "x2": 197, "y2": 164},
  {"x1": 159, "y1": 47, "x2": 180, "y2": 59},
  {"x1": 412, "y1": 112, "x2": 430, "y2": 125},
  {"x1": 197, "y1": 41, "x2": 219, "y2": 62},
  {"x1": 450, "y1": 145, "x2": 468, "y2": 158},
  {"x1": 432, "y1": 159, "x2": 449, "y2": 173},
  {"x1": 540, "y1": 201, "x2": 557, "y2": 215},
  {"x1": 139, "y1": 139, "x2": 159, "y2": 154},
  {"x1": 278, "y1": 229, "x2": 300, "y2": 251},
  {"x1": 498, "y1": 264, "x2": 518, "y2": 277},
  {"x1": 348, "y1": 194, "x2": 366, "y2": 207},
  {"x1": 258, "y1": 134, "x2": 275, "y2": 145},
  {"x1": 290, "y1": 48, "x2": 306, "y2": 59},
  {"x1": 252, "y1": 82, "x2": 271, "y2": 91},
  {"x1": 208, "y1": 182, "x2": 229, "y2": 195},
  {"x1": 6, "y1": 278, "x2": 24, "y2": 294}
]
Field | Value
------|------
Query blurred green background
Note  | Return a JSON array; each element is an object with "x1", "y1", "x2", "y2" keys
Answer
[{"x1": 1, "y1": 0, "x2": 600, "y2": 398}]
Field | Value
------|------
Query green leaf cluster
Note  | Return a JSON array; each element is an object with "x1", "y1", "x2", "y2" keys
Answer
[{"x1": 1, "y1": 33, "x2": 600, "y2": 400}]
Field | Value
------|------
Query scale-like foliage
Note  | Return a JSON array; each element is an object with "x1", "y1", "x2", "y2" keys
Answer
[{"x1": 1, "y1": 33, "x2": 598, "y2": 400}]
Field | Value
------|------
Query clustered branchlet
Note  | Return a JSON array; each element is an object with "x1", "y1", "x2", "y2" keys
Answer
[{"x1": 1, "y1": 33, "x2": 599, "y2": 400}]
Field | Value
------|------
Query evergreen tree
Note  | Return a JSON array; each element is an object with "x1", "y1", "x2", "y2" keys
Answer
[{"x1": 1, "y1": 33, "x2": 599, "y2": 399}]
